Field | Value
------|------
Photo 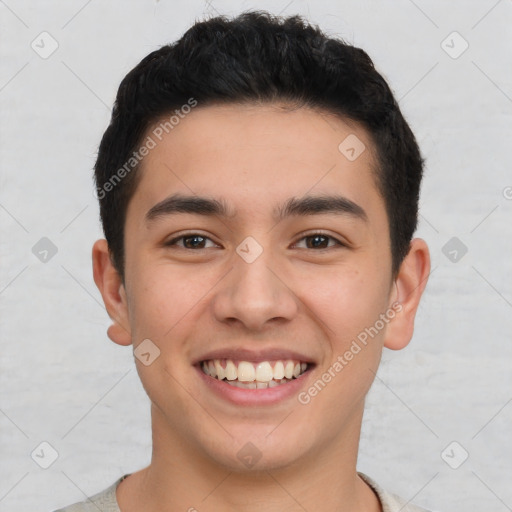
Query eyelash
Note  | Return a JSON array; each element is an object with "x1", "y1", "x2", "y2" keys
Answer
[{"x1": 164, "y1": 231, "x2": 345, "y2": 251}]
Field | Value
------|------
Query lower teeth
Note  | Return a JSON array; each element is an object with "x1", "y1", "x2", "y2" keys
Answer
[{"x1": 224, "y1": 378, "x2": 292, "y2": 389}]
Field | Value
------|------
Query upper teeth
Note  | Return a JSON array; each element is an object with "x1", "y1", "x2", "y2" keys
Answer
[{"x1": 202, "y1": 359, "x2": 308, "y2": 382}]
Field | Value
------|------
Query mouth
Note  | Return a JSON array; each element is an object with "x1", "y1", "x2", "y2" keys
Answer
[{"x1": 200, "y1": 358, "x2": 311, "y2": 389}]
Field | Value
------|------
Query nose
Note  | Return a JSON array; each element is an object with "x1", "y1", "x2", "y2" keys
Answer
[{"x1": 211, "y1": 247, "x2": 299, "y2": 332}]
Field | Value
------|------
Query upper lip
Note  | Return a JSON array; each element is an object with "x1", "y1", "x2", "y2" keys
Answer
[{"x1": 193, "y1": 347, "x2": 316, "y2": 365}]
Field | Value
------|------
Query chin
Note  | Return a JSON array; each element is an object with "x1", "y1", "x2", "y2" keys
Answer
[{"x1": 201, "y1": 429, "x2": 311, "y2": 474}]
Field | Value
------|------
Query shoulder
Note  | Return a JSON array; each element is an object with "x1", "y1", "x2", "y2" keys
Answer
[
  {"x1": 52, "y1": 474, "x2": 129, "y2": 512},
  {"x1": 358, "y1": 472, "x2": 436, "y2": 512}
]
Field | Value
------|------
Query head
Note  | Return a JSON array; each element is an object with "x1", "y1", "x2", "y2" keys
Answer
[{"x1": 92, "y1": 11, "x2": 430, "y2": 473}]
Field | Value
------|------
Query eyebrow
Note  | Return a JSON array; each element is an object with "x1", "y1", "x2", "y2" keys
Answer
[{"x1": 145, "y1": 193, "x2": 368, "y2": 225}]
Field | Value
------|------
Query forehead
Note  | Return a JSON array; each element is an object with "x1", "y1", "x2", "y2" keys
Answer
[{"x1": 128, "y1": 103, "x2": 384, "y2": 225}]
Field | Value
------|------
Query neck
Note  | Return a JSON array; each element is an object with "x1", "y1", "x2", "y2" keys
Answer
[{"x1": 117, "y1": 403, "x2": 381, "y2": 512}]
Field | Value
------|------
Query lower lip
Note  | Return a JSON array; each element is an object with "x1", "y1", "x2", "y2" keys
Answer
[{"x1": 195, "y1": 365, "x2": 313, "y2": 406}]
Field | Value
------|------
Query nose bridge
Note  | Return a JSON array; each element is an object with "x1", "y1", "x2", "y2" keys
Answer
[{"x1": 212, "y1": 241, "x2": 298, "y2": 330}]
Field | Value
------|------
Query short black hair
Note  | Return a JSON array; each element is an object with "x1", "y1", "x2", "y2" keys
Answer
[{"x1": 94, "y1": 10, "x2": 424, "y2": 281}]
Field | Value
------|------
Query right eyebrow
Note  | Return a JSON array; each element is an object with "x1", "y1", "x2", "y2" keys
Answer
[{"x1": 145, "y1": 194, "x2": 236, "y2": 225}]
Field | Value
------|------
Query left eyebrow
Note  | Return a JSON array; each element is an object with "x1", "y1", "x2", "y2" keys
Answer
[
  {"x1": 274, "y1": 195, "x2": 368, "y2": 223},
  {"x1": 144, "y1": 193, "x2": 368, "y2": 225}
]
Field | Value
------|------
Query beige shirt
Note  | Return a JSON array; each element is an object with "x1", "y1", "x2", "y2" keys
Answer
[{"x1": 53, "y1": 472, "x2": 433, "y2": 512}]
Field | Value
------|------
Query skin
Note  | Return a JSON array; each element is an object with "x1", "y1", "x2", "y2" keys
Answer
[{"x1": 92, "y1": 103, "x2": 430, "y2": 512}]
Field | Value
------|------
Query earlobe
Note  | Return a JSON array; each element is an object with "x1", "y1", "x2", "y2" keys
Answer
[
  {"x1": 92, "y1": 239, "x2": 132, "y2": 346},
  {"x1": 383, "y1": 238, "x2": 431, "y2": 350}
]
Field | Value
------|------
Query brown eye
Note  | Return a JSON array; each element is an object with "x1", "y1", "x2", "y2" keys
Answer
[
  {"x1": 165, "y1": 234, "x2": 217, "y2": 249},
  {"x1": 294, "y1": 233, "x2": 343, "y2": 250}
]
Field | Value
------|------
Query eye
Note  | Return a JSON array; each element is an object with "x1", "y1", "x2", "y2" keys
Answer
[
  {"x1": 293, "y1": 232, "x2": 344, "y2": 250},
  {"x1": 165, "y1": 233, "x2": 218, "y2": 249},
  {"x1": 164, "y1": 232, "x2": 345, "y2": 250}
]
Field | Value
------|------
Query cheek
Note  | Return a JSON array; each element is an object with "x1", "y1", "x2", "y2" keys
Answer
[
  {"x1": 300, "y1": 267, "x2": 388, "y2": 420},
  {"x1": 127, "y1": 264, "x2": 213, "y2": 341},
  {"x1": 304, "y1": 263, "x2": 389, "y2": 341}
]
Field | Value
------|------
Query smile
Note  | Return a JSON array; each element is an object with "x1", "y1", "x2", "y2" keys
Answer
[{"x1": 201, "y1": 359, "x2": 309, "y2": 389}]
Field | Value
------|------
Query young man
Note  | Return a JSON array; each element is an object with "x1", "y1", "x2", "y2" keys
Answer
[{"x1": 55, "y1": 11, "x2": 433, "y2": 512}]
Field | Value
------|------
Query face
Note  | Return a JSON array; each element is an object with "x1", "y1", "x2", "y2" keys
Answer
[{"x1": 98, "y1": 104, "x2": 417, "y2": 472}]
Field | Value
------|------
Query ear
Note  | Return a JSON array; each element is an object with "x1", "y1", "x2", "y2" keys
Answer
[
  {"x1": 92, "y1": 239, "x2": 132, "y2": 346},
  {"x1": 383, "y1": 238, "x2": 430, "y2": 350}
]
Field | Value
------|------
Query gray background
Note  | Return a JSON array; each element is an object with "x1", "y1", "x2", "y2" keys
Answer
[{"x1": 1, "y1": 1, "x2": 511, "y2": 511}]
